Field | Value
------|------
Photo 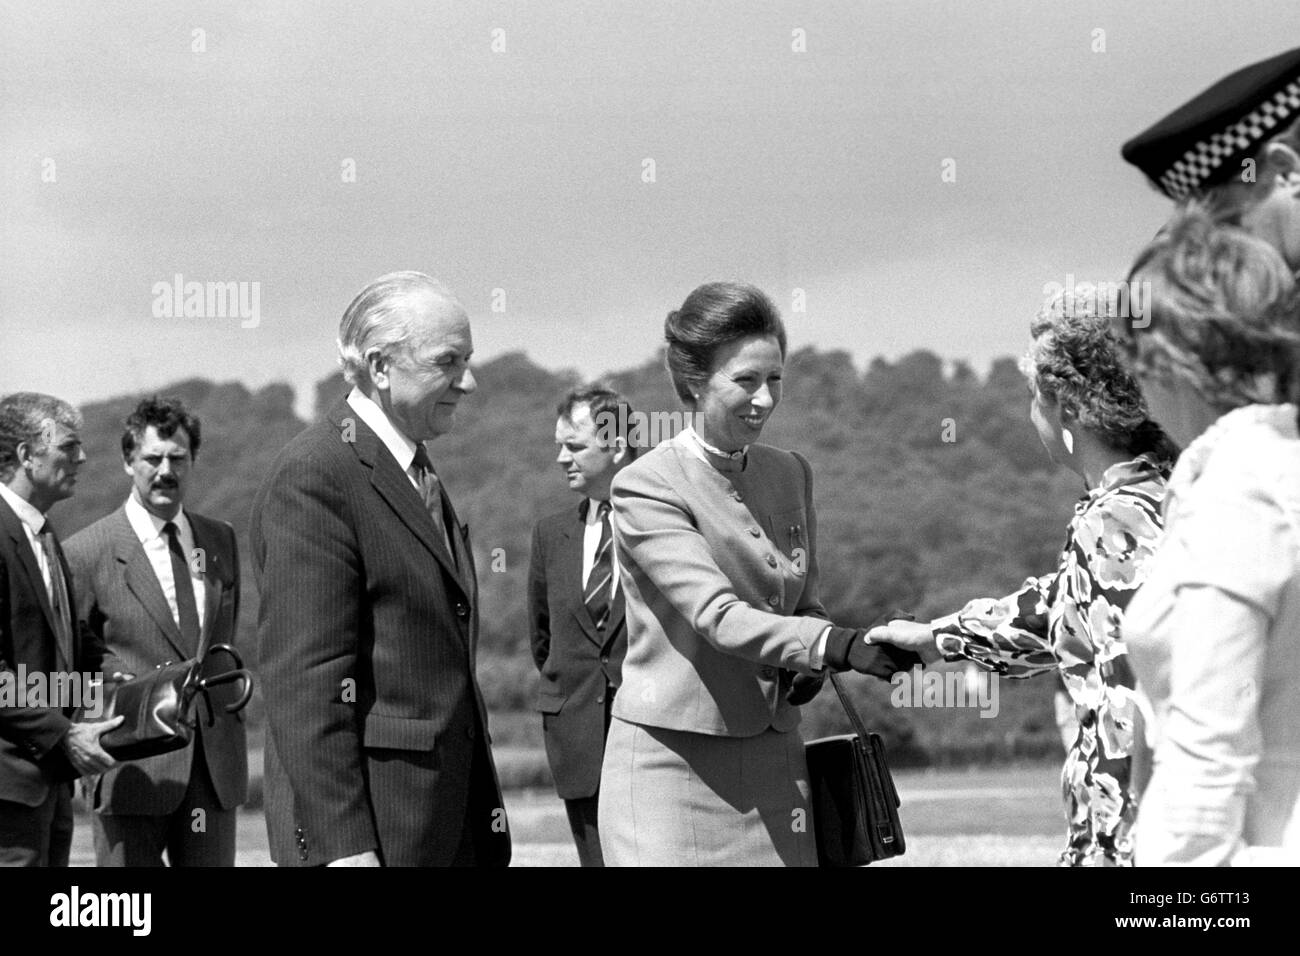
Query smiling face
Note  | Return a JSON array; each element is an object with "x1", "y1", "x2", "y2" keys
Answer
[
  {"x1": 555, "y1": 403, "x2": 624, "y2": 499},
  {"x1": 23, "y1": 421, "x2": 86, "y2": 510},
  {"x1": 369, "y1": 292, "x2": 477, "y2": 442},
  {"x1": 694, "y1": 334, "x2": 784, "y2": 451},
  {"x1": 125, "y1": 424, "x2": 193, "y2": 521}
]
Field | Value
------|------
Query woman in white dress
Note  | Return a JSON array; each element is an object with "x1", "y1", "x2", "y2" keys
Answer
[{"x1": 1122, "y1": 207, "x2": 1300, "y2": 865}]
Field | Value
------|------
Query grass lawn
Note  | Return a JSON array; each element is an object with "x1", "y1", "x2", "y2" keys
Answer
[{"x1": 68, "y1": 760, "x2": 1064, "y2": 866}]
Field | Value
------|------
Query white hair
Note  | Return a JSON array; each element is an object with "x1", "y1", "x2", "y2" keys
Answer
[{"x1": 336, "y1": 271, "x2": 462, "y2": 387}]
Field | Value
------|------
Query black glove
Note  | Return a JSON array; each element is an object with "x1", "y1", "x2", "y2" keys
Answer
[
  {"x1": 785, "y1": 671, "x2": 826, "y2": 705},
  {"x1": 823, "y1": 626, "x2": 923, "y2": 679}
]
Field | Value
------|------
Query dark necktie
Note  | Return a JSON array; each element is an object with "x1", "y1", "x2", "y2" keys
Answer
[
  {"x1": 411, "y1": 445, "x2": 456, "y2": 568},
  {"x1": 37, "y1": 527, "x2": 74, "y2": 659},
  {"x1": 584, "y1": 501, "x2": 614, "y2": 632},
  {"x1": 163, "y1": 521, "x2": 202, "y2": 653}
]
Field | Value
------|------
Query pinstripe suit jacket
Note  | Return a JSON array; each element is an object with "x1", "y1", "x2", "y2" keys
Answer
[
  {"x1": 65, "y1": 506, "x2": 248, "y2": 816},
  {"x1": 250, "y1": 401, "x2": 509, "y2": 867},
  {"x1": 609, "y1": 432, "x2": 831, "y2": 737}
]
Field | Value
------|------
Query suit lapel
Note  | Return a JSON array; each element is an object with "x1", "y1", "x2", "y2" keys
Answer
[
  {"x1": 333, "y1": 402, "x2": 470, "y2": 600},
  {"x1": 0, "y1": 498, "x2": 69, "y2": 670},
  {"x1": 605, "y1": 582, "x2": 626, "y2": 650},
  {"x1": 112, "y1": 510, "x2": 190, "y2": 662},
  {"x1": 190, "y1": 514, "x2": 227, "y2": 656}
]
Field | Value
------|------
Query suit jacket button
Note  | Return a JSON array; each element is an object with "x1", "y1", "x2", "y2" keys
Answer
[
  {"x1": 456, "y1": 602, "x2": 469, "y2": 619},
  {"x1": 767, "y1": 594, "x2": 780, "y2": 607},
  {"x1": 600, "y1": 655, "x2": 609, "y2": 664},
  {"x1": 596, "y1": 695, "x2": 604, "y2": 704},
  {"x1": 765, "y1": 554, "x2": 778, "y2": 568},
  {"x1": 299, "y1": 849, "x2": 309, "y2": 861}
]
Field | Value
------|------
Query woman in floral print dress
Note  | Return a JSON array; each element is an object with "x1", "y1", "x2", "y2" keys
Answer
[{"x1": 870, "y1": 296, "x2": 1177, "y2": 866}]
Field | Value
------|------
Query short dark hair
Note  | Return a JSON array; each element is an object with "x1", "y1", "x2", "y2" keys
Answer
[
  {"x1": 664, "y1": 282, "x2": 788, "y2": 404},
  {"x1": 0, "y1": 393, "x2": 82, "y2": 482},
  {"x1": 121, "y1": 396, "x2": 202, "y2": 462},
  {"x1": 557, "y1": 385, "x2": 639, "y2": 460}
]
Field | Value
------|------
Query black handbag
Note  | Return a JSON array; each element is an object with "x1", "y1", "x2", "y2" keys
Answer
[
  {"x1": 804, "y1": 671, "x2": 906, "y2": 866},
  {"x1": 98, "y1": 643, "x2": 253, "y2": 761}
]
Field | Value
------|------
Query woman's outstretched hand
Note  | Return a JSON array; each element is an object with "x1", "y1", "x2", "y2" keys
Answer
[{"x1": 866, "y1": 619, "x2": 942, "y2": 664}]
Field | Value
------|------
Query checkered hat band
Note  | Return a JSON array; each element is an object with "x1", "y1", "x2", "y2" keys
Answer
[{"x1": 1159, "y1": 78, "x2": 1300, "y2": 200}]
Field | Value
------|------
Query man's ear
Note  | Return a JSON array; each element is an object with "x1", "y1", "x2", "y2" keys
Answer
[
  {"x1": 365, "y1": 348, "x2": 390, "y2": 389},
  {"x1": 610, "y1": 437, "x2": 629, "y2": 466}
]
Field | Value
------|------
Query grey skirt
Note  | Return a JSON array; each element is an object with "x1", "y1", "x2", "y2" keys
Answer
[{"x1": 598, "y1": 717, "x2": 818, "y2": 867}]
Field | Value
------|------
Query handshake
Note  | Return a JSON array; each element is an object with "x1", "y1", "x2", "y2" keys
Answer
[{"x1": 786, "y1": 612, "x2": 941, "y2": 705}]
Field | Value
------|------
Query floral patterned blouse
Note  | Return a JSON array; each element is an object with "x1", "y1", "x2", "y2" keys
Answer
[{"x1": 931, "y1": 454, "x2": 1169, "y2": 866}]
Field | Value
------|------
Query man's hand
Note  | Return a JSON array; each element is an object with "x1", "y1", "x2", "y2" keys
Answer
[
  {"x1": 326, "y1": 850, "x2": 381, "y2": 867},
  {"x1": 866, "y1": 620, "x2": 942, "y2": 664},
  {"x1": 60, "y1": 716, "x2": 124, "y2": 776}
]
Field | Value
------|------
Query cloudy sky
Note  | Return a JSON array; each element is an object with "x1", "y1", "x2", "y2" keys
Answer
[{"x1": 4, "y1": 1, "x2": 1297, "y2": 417}]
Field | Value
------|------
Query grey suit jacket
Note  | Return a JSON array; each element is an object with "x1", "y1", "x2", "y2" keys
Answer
[
  {"x1": 64, "y1": 505, "x2": 248, "y2": 815},
  {"x1": 609, "y1": 431, "x2": 830, "y2": 737}
]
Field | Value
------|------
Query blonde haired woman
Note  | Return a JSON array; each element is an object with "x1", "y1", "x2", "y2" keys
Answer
[{"x1": 1124, "y1": 209, "x2": 1300, "y2": 865}]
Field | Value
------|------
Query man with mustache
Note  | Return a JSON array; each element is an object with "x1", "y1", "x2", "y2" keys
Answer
[
  {"x1": 251, "y1": 271, "x2": 510, "y2": 866},
  {"x1": 529, "y1": 386, "x2": 636, "y2": 866},
  {"x1": 65, "y1": 396, "x2": 248, "y2": 866}
]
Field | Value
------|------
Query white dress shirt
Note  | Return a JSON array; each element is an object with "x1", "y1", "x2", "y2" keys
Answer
[
  {"x1": 125, "y1": 493, "x2": 207, "y2": 631},
  {"x1": 346, "y1": 388, "x2": 420, "y2": 490},
  {"x1": 346, "y1": 388, "x2": 453, "y2": 553},
  {"x1": 0, "y1": 482, "x2": 54, "y2": 596}
]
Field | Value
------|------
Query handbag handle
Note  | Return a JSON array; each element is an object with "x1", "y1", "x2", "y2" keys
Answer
[
  {"x1": 827, "y1": 671, "x2": 872, "y2": 741},
  {"x1": 192, "y1": 643, "x2": 254, "y2": 727}
]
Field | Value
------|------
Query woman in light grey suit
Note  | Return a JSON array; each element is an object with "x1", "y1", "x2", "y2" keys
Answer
[
  {"x1": 597, "y1": 282, "x2": 917, "y2": 866},
  {"x1": 1124, "y1": 209, "x2": 1300, "y2": 865}
]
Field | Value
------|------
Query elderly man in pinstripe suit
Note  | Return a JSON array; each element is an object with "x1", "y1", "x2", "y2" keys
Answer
[{"x1": 251, "y1": 271, "x2": 510, "y2": 867}]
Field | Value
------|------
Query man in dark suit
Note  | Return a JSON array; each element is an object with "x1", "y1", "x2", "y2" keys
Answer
[
  {"x1": 65, "y1": 397, "x2": 247, "y2": 866},
  {"x1": 0, "y1": 392, "x2": 120, "y2": 866},
  {"x1": 251, "y1": 271, "x2": 510, "y2": 867},
  {"x1": 529, "y1": 387, "x2": 636, "y2": 866}
]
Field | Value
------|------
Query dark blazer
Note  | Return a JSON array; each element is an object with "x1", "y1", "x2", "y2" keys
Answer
[
  {"x1": 64, "y1": 506, "x2": 248, "y2": 815},
  {"x1": 528, "y1": 501, "x2": 628, "y2": 800},
  {"x1": 0, "y1": 496, "x2": 101, "y2": 806},
  {"x1": 250, "y1": 400, "x2": 510, "y2": 867}
]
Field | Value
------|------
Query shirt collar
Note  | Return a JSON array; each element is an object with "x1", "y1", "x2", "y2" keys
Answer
[
  {"x1": 682, "y1": 425, "x2": 748, "y2": 473},
  {"x1": 1169, "y1": 403, "x2": 1299, "y2": 494},
  {"x1": 346, "y1": 387, "x2": 420, "y2": 474},
  {"x1": 579, "y1": 497, "x2": 610, "y2": 523},
  {"x1": 0, "y1": 483, "x2": 46, "y2": 535},
  {"x1": 124, "y1": 492, "x2": 187, "y2": 544}
]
